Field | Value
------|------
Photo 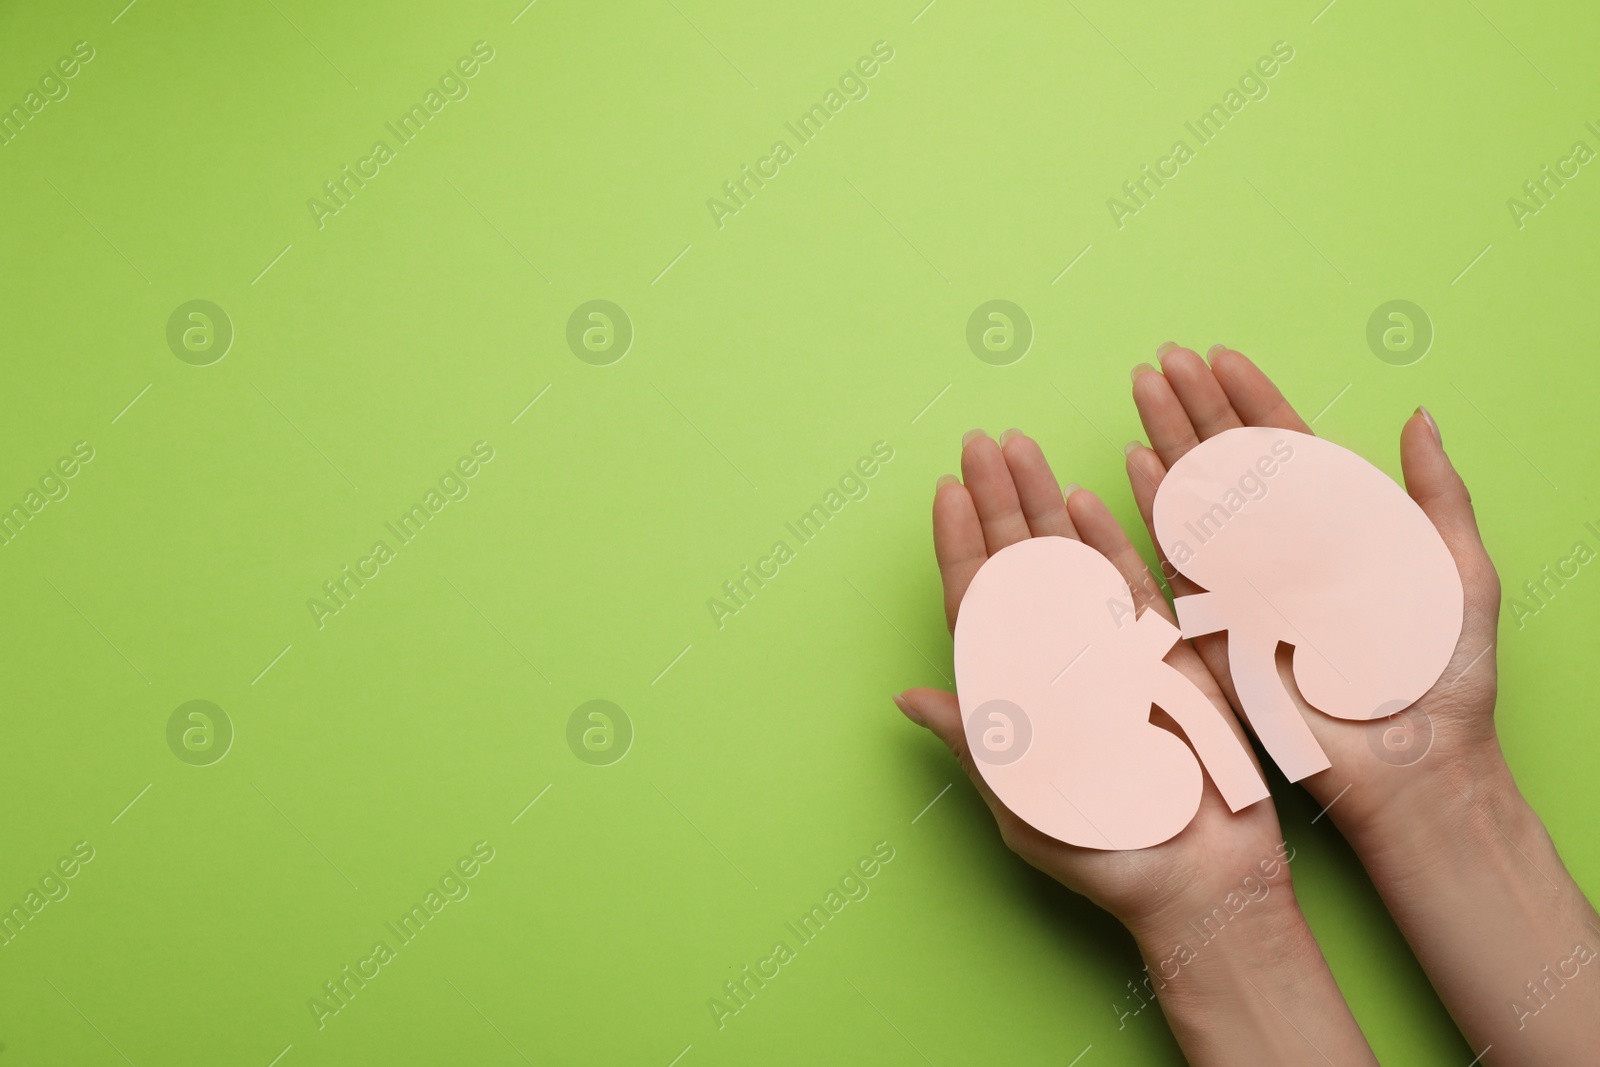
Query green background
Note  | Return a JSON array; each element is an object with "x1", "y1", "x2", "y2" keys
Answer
[{"x1": 2, "y1": 0, "x2": 1597, "y2": 1062}]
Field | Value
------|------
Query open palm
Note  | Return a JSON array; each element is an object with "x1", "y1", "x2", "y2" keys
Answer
[
  {"x1": 1125, "y1": 345, "x2": 1503, "y2": 833},
  {"x1": 897, "y1": 429, "x2": 1290, "y2": 930}
]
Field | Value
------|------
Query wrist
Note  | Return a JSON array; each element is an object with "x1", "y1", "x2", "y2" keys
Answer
[
  {"x1": 1326, "y1": 739, "x2": 1600, "y2": 1063},
  {"x1": 1129, "y1": 884, "x2": 1378, "y2": 1065},
  {"x1": 1129, "y1": 875, "x2": 1310, "y2": 997},
  {"x1": 1334, "y1": 739, "x2": 1527, "y2": 873}
]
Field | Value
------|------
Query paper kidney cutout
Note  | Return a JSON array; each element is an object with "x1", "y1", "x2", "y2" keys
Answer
[
  {"x1": 954, "y1": 536, "x2": 1270, "y2": 851},
  {"x1": 1152, "y1": 427, "x2": 1465, "y2": 781}
]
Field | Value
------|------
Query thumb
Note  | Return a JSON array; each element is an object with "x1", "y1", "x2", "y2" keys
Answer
[
  {"x1": 896, "y1": 689, "x2": 1070, "y2": 870},
  {"x1": 894, "y1": 687, "x2": 964, "y2": 747},
  {"x1": 1400, "y1": 407, "x2": 1502, "y2": 622},
  {"x1": 894, "y1": 687, "x2": 1009, "y2": 816},
  {"x1": 1401, "y1": 407, "x2": 1483, "y2": 554}
]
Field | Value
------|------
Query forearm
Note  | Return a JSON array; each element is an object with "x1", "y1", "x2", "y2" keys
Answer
[
  {"x1": 1130, "y1": 887, "x2": 1377, "y2": 1066},
  {"x1": 1343, "y1": 750, "x2": 1600, "y2": 1064}
]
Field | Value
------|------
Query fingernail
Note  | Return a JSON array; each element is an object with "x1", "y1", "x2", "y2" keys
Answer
[
  {"x1": 936, "y1": 473, "x2": 960, "y2": 490},
  {"x1": 1124, "y1": 440, "x2": 1143, "y2": 456},
  {"x1": 1156, "y1": 341, "x2": 1179, "y2": 357},
  {"x1": 1062, "y1": 482, "x2": 1081, "y2": 500},
  {"x1": 998, "y1": 427, "x2": 1022, "y2": 447},
  {"x1": 1130, "y1": 361, "x2": 1156, "y2": 383},
  {"x1": 1418, "y1": 405, "x2": 1442, "y2": 445},
  {"x1": 892, "y1": 693, "x2": 923, "y2": 726},
  {"x1": 1206, "y1": 344, "x2": 1227, "y2": 361},
  {"x1": 962, "y1": 428, "x2": 986, "y2": 448}
]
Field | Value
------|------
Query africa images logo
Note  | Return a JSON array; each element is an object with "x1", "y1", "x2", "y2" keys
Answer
[
  {"x1": 306, "y1": 42, "x2": 496, "y2": 230},
  {"x1": 706, "y1": 442, "x2": 894, "y2": 628},
  {"x1": 307, "y1": 442, "x2": 495, "y2": 629},
  {"x1": 1106, "y1": 41, "x2": 1295, "y2": 229},
  {"x1": 704, "y1": 41, "x2": 895, "y2": 230}
]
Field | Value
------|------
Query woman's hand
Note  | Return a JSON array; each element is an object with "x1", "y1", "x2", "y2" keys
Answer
[
  {"x1": 1124, "y1": 344, "x2": 1500, "y2": 841},
  {"x1": 1127, "y1": 344, "x2": 1600, "y2": 1065},
  {"x1": 895, "y1": 428, "x2": 1378, "y2": 1066},
  {"x1": 895, "y1": 428, "x2": 1285, "y2": 931}
]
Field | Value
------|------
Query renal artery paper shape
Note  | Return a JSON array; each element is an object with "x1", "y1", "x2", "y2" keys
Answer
[{"x1": 953, "y1": 427, "x2": 1464, "y2": 851}]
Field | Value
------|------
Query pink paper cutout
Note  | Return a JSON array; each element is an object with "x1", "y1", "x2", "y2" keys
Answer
[
  {"x1": 1152, "y1": 427, "x2": 1465, "y2": 782},
  {"x1": 954, "y1": 536, "x2": 1270, "y2": 851}
]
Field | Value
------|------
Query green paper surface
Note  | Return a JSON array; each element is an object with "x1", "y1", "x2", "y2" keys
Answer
[{"x1": 1, "y1": 1, "x2": 1596, "y2": 1063}]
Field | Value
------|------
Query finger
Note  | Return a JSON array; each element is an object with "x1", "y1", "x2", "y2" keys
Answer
[
  {"x1": 1067, "y1": 487, "x2": 1254, "y2": 743},
  {"x1": 1209, "y1": 348, "x2": 1313, "y2": 434},
  {"x1": 1123, "y1": 443, "x2": 1165, "y2": 539},
  {"x1": 1123, "y1": 443, "x2": 1204, "y2": 600},
  {"x1": 1064, "y1": 487, "x2": 1173, "y2": 624},
  {"x1": 933, "y1": 475, "x2": 987, "y2": 633},
  {"x1": 1160, "y1": 347, "x2": 1244, "y2": 440},
  {"x1": 1400, "y1": 408, "x2": 1483, "y2": 551},
  {"x1": 961, "y1": 430, "x2": 1032, "y2": 555},
  {"x1": 1132, "y1": 351, "x2": 1203, "y2": 466},
  {"x1": 893, "y1": 687, "x2": 1010, "y2": 815},
  {"x1": 894, "y1": 687, "x2": 965, "y2": 749},
  {"x1": 1399, "y1": 408, "x2": 1501, "y2": 624},
  {"x1": 1125, "y1": 443, "x2": 1245, "y2": 711},
  {"x1": 999, "y1": 430, "x2": 1079, "y2": 540}
]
